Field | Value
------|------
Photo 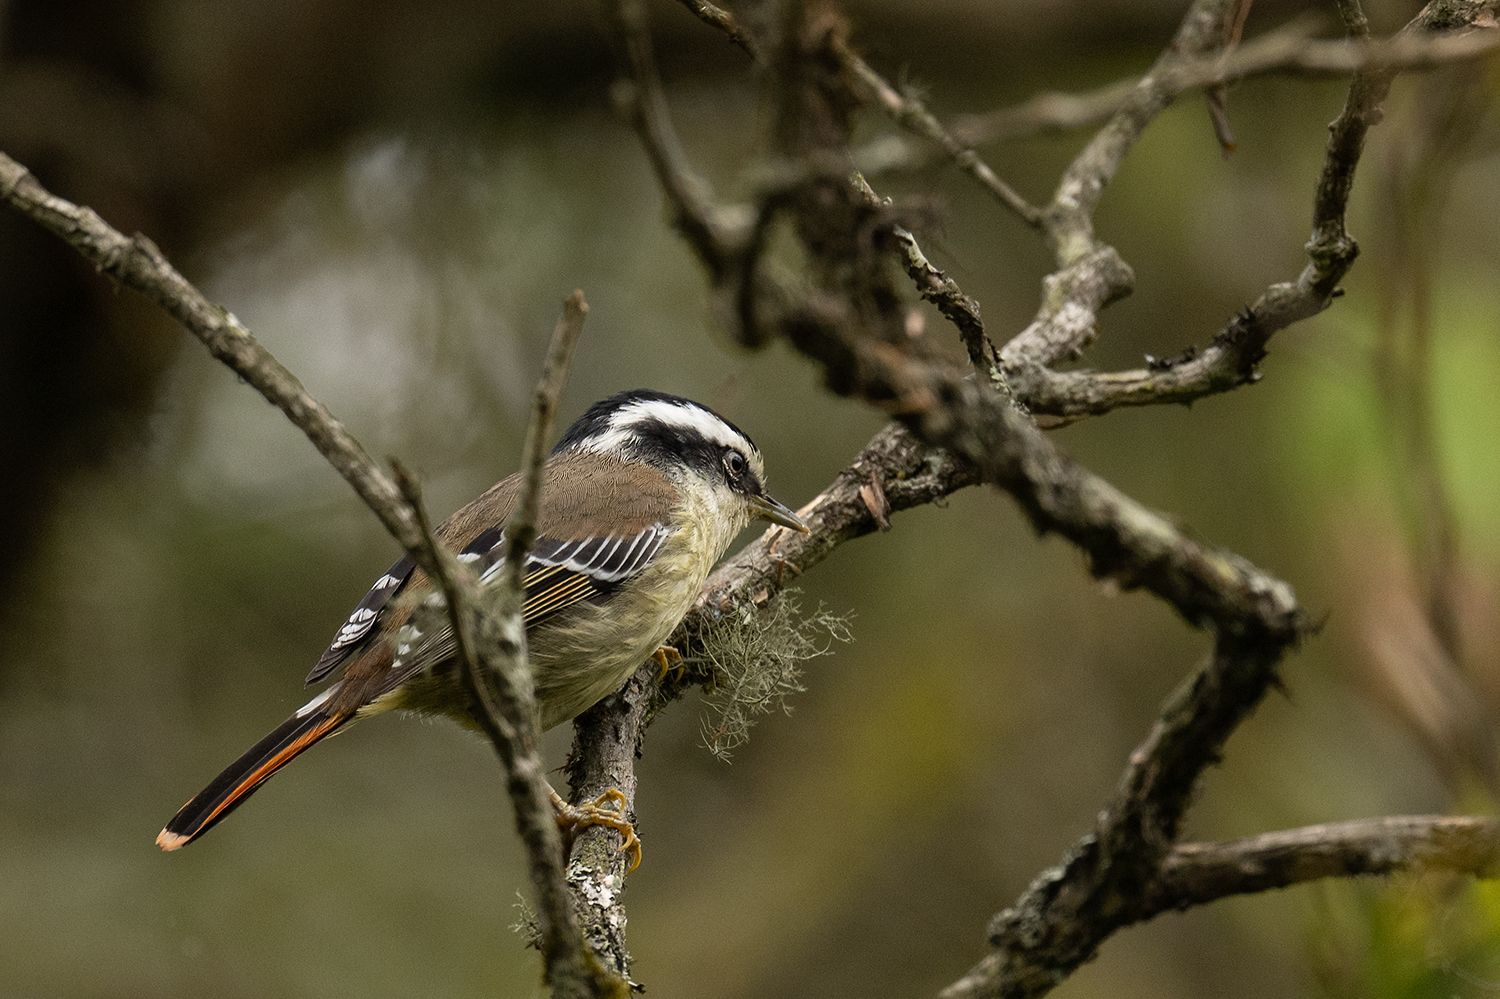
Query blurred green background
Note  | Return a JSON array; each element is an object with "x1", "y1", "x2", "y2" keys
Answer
[{"x1": 2, "y1": 1, "x2": 1499, "y2": 996}]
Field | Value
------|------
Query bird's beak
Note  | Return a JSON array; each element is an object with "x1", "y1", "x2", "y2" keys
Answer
[{"x1": 750, "y1": 493, "x2": 811, "y2": 533}]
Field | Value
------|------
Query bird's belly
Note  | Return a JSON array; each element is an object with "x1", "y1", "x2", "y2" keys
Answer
[
  {"x1": 528, "y1": 556, "x2": 708, "y2": 731},
  {"x1": 383, "y1": 518, "x2": 725, "y2": 733}
]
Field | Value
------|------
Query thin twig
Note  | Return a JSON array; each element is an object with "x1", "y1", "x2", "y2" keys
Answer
[
  {"x1": 393, "y1": 464, "x2": 600, "y2": 998},
  {"x1": 673, "y1": 0, "x2": 759, "y2": 59},
  {"x1": 398, "y1": 292, "x2": 596, "y2": 994},
  {"x1": 852, "y1": 19, "x2": 1500, "y2": 170},
  {"x1": 505, "y1": 293, "x2": 589, "y2": 587},
  {"x1": 833, "y1": 38, "x2": 1043, "y2": 228},
  {"x1": 1203, "y1": 0, "x2": 1254, "y2": 153},
  {"x1": 849, "y1": 172, "x2": 1002, "y2": 389},
  {"x1": 608, "y1": 0, "x2": 739, "y2": 278}
]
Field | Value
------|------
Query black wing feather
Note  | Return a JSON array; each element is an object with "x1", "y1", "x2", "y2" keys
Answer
[
  {"x1": 316, "y1": 524, "x2": 673, "y2": 688},
  {"x1": 512, "y1": 524, "x2": 671, "y2": 626},
  {"x1": 306, "y1": 554, "x2": 416, "y2": 683},
  {"x1": 306, "y1": 525, "x2": 522, "y2": 684}
]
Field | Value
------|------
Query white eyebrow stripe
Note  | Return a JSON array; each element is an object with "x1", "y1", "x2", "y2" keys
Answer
[{"x1": 574, "y1": 398, "x2": 757, "y2": 457}]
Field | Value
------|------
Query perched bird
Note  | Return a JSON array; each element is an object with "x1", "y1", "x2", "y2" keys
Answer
[{"x1": 156, "y1": 389, "x2": 808, "y2": 868}]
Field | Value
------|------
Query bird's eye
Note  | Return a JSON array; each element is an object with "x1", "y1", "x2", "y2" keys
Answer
[{"x1": 723, "y1": 450, "x2": 747, "y2": 478}]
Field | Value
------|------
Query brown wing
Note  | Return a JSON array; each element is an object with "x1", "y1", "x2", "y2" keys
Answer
[{"x1": 318, "y1": 453, "x2": 678, "y2": 709}]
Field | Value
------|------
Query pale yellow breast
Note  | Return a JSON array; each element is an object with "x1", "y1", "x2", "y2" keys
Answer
[
  {"x1": 528, "y1": 487, "x2": 750, "y2": 730},
  {"x1": 377, "y1": 486, "x2": 752, "y2": 732}
]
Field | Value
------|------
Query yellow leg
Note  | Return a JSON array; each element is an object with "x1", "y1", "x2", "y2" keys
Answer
[
  {"x1": 652, "y1": 645, "x2": 684, "y2": 683},
  {"x1": 548, "y1": 785, "x2": 643, "y2": 874}
]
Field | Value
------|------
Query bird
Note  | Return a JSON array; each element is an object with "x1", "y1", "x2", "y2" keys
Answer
[{"x1": 156, "y1": 389, "x2": 809, "y2": 869}]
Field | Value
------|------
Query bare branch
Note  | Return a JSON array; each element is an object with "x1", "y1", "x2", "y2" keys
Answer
[
  {"x1": 643, "y1": 8, "x2": 1327, "y2": 999},
  {"x1": 1153, "y1": 816, "x2": 1500, "y2": 914},
  {"x1": 1000, "y1": 244, "x2": 1135, "y2": 372},
  {"x1": 0, "y1": 151, "x2": 612, "y2": 998},
  {"x1": 849, "y1": 172, "x2": 1003, "y2": 391},
  {"x1": 833, "y1": 39, "x2": 1042, "y2": 228},
  {"x1": 0, "y1": 151, "x2": 424, "y2": 554},
  {"x1": 562, "y1": 676, "x2": 651, "y2": 990},
  {"x1": 673, "y1": 0, "x2": 759, "y2": 60},
  {"x1": 393, "y1": 459, "x2": 601, "y2": 998},
  {"x1": 695, "y1": 422, "x2": 975, "y2": 616},
  {"x1": 953, "y1": 637, "x2": 1287, "y2": 998},
  {"x1": 504, "y1": 294, "x2": 589, "y2": 586},
  {"x1": 1202, "y1": 0, "x2": 1255, "y2": 153},
  {"x1": 854, "y1": 18, "x2": 1500, "y2": 170},
  {"x1": 627, "y1": 23, "x2": 1310, "y2": 998},
  {"x1": 608, "y1": 0, "x2": 740, "y2": 278},
  {"x1": 562, "y1": 419, "x2": 977, "y2": 981},
  {"x1": 947, "y1": 814, "x2": 1500, "y2": 994},
  {"x1": 602, "y1": 0, "x2": 1500, "y2": 993},
  {"x1": 1006, "y1": 0, "x2": 1500, "y2": 419},
  {"x1": 418, "y1": 295, "x2": 593, "y2": 996},
  {"x1": 1006, "y1": 284, "x2": 1311, "y2": 419}
]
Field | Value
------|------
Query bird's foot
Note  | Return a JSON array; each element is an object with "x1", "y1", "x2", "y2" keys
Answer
[
  {"x1": 550, "y1": 786, "x2": 642, "y2": 874},
  {"x1": 652, "y1": 645, "x2": 685, "y2": 684}
]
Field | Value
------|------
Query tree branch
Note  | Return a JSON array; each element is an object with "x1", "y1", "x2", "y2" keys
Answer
[
  {"x1": 504, "y1": 295, "x2": 590, "y2": 587},
  {"x1": 572, "y1": 1, "x2": 1500, "y2": 991},
  {"x1": 1000, "y1": 0, "x2": 1234, "y2": 372},
  {"x1": 608, "y1": 0, "x2": 741, "y2": 279},
  {"x1": 673, "y1": 0, "x2": 759, "y2": 60},
  {"x1": 0, "y1": 151, "x2": 611, "y2": 998},
  {"x1": 1153, "y1": 816, "x2": 1500, "y2": 915},
  {"x1": 850, "y1": 172, "x2": 1004, "y2": 391},
  {"x1": 852, "y1": 17, "x2": 1500, "y2": 171},
  {"x1": 561, "y1": 417, "x2": 979, "y2": 980},
  {"x1": 629, "y1": 6, "x2": 1406, "y2": 999},
  {"x1": 0, "y1": 151, "x2": 425, "y2": 554},
  {"x1": 397, "y1": 294, "x2": 600, "y2": 995},
  {"x1": 1006, "y1": 0, "x2": 1499, "y2": 420},
  {"x1": 833, "y1": 38, "x2": 1042, "y2": 228}
]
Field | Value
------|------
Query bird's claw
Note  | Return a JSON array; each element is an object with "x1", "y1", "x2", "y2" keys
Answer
[
  {"x1": 652, "y1": 645, "x2": 685, "y2": 684},
  {"x1": 551, "y1": 786, "x2": 643, "y2": 874}
]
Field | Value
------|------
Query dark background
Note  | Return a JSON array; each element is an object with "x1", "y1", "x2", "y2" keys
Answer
[{"x1": 2, "y1": 1, "x2": 1498, "y2": 996}]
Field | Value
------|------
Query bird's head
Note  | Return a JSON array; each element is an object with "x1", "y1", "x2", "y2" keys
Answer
[{"x1": 554, "y1": 389, "x2": 809, "y2": 535}]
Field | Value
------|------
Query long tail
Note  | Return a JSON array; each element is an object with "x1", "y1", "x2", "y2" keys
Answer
[{"x1": 156, "y1": 699, "x2": 349, "y2": 852}]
